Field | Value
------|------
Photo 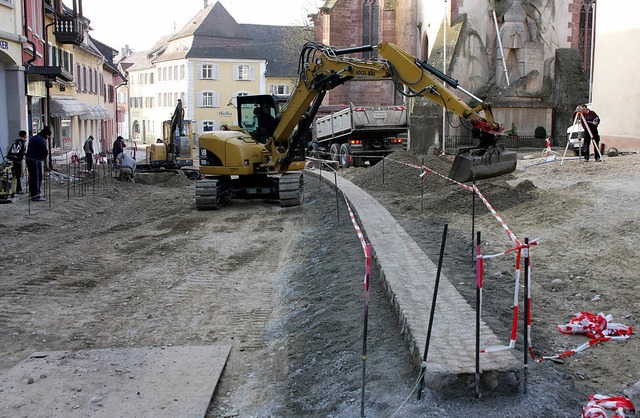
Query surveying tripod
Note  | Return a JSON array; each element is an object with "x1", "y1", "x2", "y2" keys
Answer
[{"x1": 562, "y1": 111, "x2": 604, "y2": 164}]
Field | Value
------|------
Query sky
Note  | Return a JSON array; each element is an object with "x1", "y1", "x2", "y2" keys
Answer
[{"x1": 69, "y1": 0, "x2": 323, "y2": 53}]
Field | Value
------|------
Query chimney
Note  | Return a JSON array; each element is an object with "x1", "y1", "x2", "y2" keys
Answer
[{"x1": 204, "y1": 0, "x2": 208, "y2": 8}]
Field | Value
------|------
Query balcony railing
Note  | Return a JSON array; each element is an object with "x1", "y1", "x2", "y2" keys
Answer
[{"x1": 54, "y1": 17, "x2": 85, "y2": 45}]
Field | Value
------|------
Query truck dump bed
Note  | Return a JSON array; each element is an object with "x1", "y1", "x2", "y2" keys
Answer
[{"x1": 316, "y1": 104, "x2": 408, "y2": 140}]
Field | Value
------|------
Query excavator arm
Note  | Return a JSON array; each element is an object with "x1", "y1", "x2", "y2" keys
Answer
[{"x1": 270, "y1": 41, "x2": 515, "y2": 181}]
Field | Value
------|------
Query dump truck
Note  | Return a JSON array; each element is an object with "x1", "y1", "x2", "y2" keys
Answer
[{"x1": 312, "y1": 104, "x2": 407, "y2": 168}]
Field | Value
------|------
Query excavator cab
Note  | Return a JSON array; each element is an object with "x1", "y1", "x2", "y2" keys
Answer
[{"x1": 237, "y1": 94, "x2": 278, "y2": 143}]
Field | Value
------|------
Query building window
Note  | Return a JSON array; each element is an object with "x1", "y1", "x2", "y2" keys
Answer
[
  {"x1": 198, "y1": 63, "x2": 219, "y2": 80},
  {"x1": 75, "y1": 64, "x2": 81, "y2": 92},
  {"x1": 203, "y1": 121, "x2": 215, "y2": 132},
  {"x1": 579, "y1": 1, "x2": 596, "y2": 76},
  {"x1": 180, "y1": 65, "x2": 185, "y2": 79},
  {"x1": 198, "y1": 91, "x2": 220, "y2": 108},
  {"x1": 269, "y1": 84, "x2": 290, "y2": 95},
  {"x1": 233, "y1": 64, "x2": 253, "y2": 81},
  {"x1": 158, "y1": 68, "x2": 163, "y2": 82},
  {"x1": 362, "y1": 0, "x2": 379, "y2": 59}
]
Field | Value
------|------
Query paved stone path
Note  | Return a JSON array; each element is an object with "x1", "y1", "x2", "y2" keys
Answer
[{"x1": 314, "y1": 169, "x2": 521, "y2": 395}]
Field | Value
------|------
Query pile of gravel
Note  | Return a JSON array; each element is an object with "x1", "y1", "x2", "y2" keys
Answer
[{"x1": 349, "y1": 150, "x2": 539, "y2": 214}]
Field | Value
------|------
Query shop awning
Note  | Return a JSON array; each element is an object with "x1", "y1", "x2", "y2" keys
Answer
[
  {"x1": 50, "y1": 97, "x2": 89, "y2": 118},
  {"x1": 80, "y1": 105, "x2": 110, "y2": 120}
]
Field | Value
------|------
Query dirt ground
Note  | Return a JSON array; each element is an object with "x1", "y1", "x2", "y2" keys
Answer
[{"x1": 0, "y1": 149, "x2": 638, "y2": 417}]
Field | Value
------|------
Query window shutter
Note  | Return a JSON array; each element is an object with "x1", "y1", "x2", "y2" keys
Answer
[
  {"x1": 232, "y1": 65, "x2": 239, "y2": 81},
  {"x1": 268, "y1": 84, "x2": 274, "y2": 94},
  {"x1": 212, "y1": 64, "x2": 220, "y2": 80},
  {"x1": 197, "y1": 64, "x2": 203, "y2": 80},
  {"x1": 213, "y1": 92, "x2": 220, "y2": 108},
  {"x1": 197, "y1": 92, "x2": 203, "y2": 107},
  {"x1": 248, "y1": 66, "x2": 255, "y2": 81}
]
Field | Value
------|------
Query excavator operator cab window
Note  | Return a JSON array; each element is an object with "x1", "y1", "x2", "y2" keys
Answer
[{"x1": 237, "y1": 95, "x2": 278, "y2": 143}]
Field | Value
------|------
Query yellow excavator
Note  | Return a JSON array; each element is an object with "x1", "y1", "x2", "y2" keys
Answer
[
  {"x1": 138, "y1": 99, "x2": 200, "y2": 179},
  {"x1": 195, "y1": 41, "x2": 517, "y2": 210}
]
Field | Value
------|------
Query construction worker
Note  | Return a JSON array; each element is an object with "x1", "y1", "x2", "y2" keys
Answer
[
  {"x1": 576, "y1": 105, "x2": 601, "y2": 162},
  {"x1": 7, "y1": 130, "x2": 27, "y2": 194},
  {"x1": 115, "y1": 152, "x2": 136, "y2": 182}
]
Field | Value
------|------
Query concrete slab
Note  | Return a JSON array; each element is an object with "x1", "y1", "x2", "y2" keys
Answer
[
  {"x1": 0, "y1": 345, "x2": 231, "y2": 418},
  {"x1": 313, "y1": 170, "x2": 521, "y2": 395}
]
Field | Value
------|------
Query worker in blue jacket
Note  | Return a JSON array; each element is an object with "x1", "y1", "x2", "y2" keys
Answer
[{"x1": 25, "y1": 126, "x2": 50, "y2": 202}]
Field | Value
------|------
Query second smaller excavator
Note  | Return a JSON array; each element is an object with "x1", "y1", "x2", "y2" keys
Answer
[{"x1": 136, "y1": 99, "x2": 200, "y2": 179}]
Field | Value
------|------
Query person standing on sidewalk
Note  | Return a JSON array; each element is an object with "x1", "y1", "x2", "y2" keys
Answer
[
  {"x1": 25, "y1": 126, "x2": 50, "y2": 202},
  {"x1": 83, "y1": 135, "x2": 95, "y2": 171},
  {"x1": 7, "y1": 130, "x2": 27, "y2": 194}
]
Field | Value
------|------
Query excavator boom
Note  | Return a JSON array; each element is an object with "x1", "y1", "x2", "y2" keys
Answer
[{"x1": 269, "y1": 41, "x2": 515, "y2": 181}]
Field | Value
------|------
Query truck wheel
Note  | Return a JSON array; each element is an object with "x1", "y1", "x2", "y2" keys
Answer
[
  {"x1": 339, "y1": 144, "x2": 351, "y2": 168},
  {"x1": 329, "y1": 143, "x2": 340, "y2": 162}
]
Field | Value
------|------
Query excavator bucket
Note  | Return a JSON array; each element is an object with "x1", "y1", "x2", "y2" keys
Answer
[{"x1": 449, "y1": 144, "x2": 517, "y2": 183}]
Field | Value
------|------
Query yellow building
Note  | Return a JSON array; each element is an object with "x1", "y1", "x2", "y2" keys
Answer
[{"x1": 124, "y1": 2, "x2": 311, "y2": 145}]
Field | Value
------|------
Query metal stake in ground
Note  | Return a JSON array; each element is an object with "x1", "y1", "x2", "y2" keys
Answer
[
  {"x1": 471, "y1": 177, "x2": 477, "y2": 263},
  {"x1": 417, "y1": 223, "x2": 448, "y2": 400},
  {"x1": 360, "y1": 243, "x2": 372, "y2": 417},
  {"x1": 421, "y1": 158, "x2": 425, "y2": 211},
  {"x1": 475, "y1": 230, "x2": 483, "y2": 399},
  {"x1": 523, "y1": 237, "x2": 530, "y2": 394},
  {"x1": 334, "y1": 171, "x2": 340, "y2": 223}
]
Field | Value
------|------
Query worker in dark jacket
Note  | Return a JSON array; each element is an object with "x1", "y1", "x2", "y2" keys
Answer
[
  {"x1": 83, "y1": 135, "x2": 95, "y2": 171},
  {"x1": 112, "y1": 136, "x2": 125, "y2": 169},
  {"x1": 575, "y1": 105, "x2": 602, "y2": 162},
  {"x1": 25, "y1": 126, "x2": 50, "y2": 201},
  {"x1": 7, "y1": 130, "x2": 27, "y2": 194}
]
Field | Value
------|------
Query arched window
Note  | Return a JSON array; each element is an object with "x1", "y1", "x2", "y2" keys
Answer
[
  {"x1": 579, "y1": 1, "x2": 596, "y2": 75},
  {"x1": 362, "y1": 0, "x2": 379, "y2": 59}
]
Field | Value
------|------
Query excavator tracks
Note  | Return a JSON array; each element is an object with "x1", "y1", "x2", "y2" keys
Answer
[
  {"x1": 195, "y1": 173, "x2": 303, "y2": 210},
  {"x1": 195, "y1": 178, "x2": 231, "y2": 210},
  {"x1": 278, "y1": 173, "x2": 304, "y2": 207}
]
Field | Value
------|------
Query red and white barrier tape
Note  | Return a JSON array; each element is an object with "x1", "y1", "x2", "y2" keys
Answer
[
  {"x1": 583, "y1": 394, "x2": 635, "y2": 418},
  {"x1": 557, "y1": 312, "x2": 633, "y2": 339},
  {"x1": 534, "y1": 312, "x2": 632, "y2": 362},
  {"x1": 343, "y1": 194, "x2": 368, "y2": 255},
  {"x1": 385, "y1": 156, "x2": 520, "y2": 245}
]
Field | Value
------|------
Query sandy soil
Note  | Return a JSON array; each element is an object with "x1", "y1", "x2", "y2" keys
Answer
[{"x1": 0, "y1": 150, "x2": 638, "y2": 417}]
